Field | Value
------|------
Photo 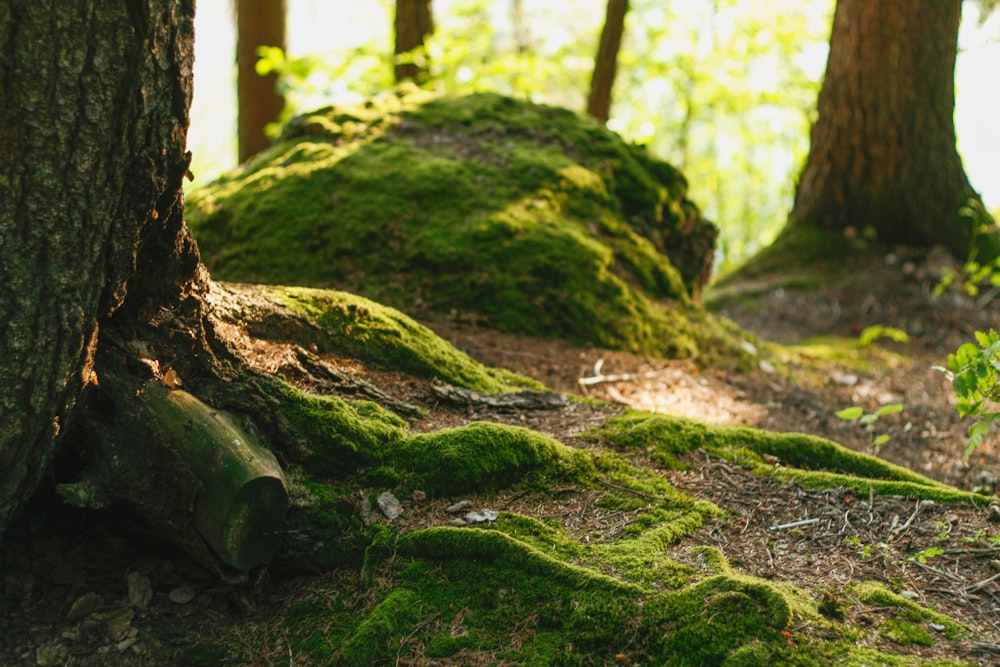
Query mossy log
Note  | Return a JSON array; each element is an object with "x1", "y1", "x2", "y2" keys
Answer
[{"x1": 68, "y1": 367, "x2": 289, "y2": 576}]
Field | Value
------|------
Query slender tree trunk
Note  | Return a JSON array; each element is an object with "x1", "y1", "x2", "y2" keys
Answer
[
  {"x1": 237, "y1": 0, "x2": 287, "y2": 162},
  {"x1": 394, "y1": 0, "x2": 434, "y2": 84},
  {"x1": 0, "y1": 0, "x2": 202, "y2": 535},
  {"x1": 587, "y1": 0, "x2": 629, "y2": 124},
  {"x1": 790, "y1": 0, "x2": 998, "y2": 261}
]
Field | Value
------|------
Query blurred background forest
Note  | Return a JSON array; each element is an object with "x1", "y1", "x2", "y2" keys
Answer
[{"x1": 187, "y1": 0, "x2": 1000, "y2": 272}]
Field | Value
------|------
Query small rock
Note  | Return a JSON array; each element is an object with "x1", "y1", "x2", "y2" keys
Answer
[
  {"x1": 126, "y1": 572, "x2": 153, "y2": 610},
  {"x1": 448, "y1": 517, "x2": 468, "y2": 527},
  {"x1": 929, "y1": 623, "x2": 946, "y2": 633},
  {"x1": 446, "y1": 500, "x2": 473, "y2": 513},
  {"x1": 359, "y1": 498, "x2": 376, "y2": 527},
  {"x1": 899, "y1": 590, "x2": 918, "y2": 600},
  {"x1": 758, "y1": 360, "x2": 776, "y2": 374},
  {"x1": 168, "y1": 586, "x2": 196, "y2": 604},
  {"x1": 988, "y1": 560, "x2": 1000, "y2": 572},
  {"x1": 412, "y1": 490, "x2": 427, "y2": 502},
  {"x1": 103, "y1": 608, "x2": 135, "y2": 642},
  {"x1": 463, "y1": 509, "x2": 499, "y2": 524},
  {"x1": 66, "y1": 592, "x2": 102, "y2": 621},
  {"x1": 34, "y1": 641, "x2": 67, "y2": 666},
  {"x1": 831, "y1": 372, "x2": 858, "y2": 386},
  {"x1": 376, "y1": 491, "x2": 402, "y2": 519},
  {"x1": 988, "y1": 504, "x2": 1000, "y2": 523}
]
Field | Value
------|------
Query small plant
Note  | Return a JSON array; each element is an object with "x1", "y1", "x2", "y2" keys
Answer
[
  {"x1": 946, "y1": 329, "x2": 1000, "y2": 460},
  {"x1": 843, "y1": 535, "x2": 872, "y2": 559},
  {"x1": 906, "y1": 546, "x2": 944, "y2": 565},
  {"x1": 835, "y1": 403, "x2": 904, "y2": 450},
  {"x1": 932, "y1": 521, "x2": 951, "y2": 542},
  {"x1": 858, "y1": 325, "x2": 910, "y2": 347}
]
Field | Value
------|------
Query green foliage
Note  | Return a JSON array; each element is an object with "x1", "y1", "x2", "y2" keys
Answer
[
  {"x1": 834, "y1": 403, "x2": 903, "y2": 449},
  {"x1": 616, "y1": 0, "x2": 831, "y2": 269},
  {"x1": 947, "y1": 328, "x2": 1000, "y2": 459}
]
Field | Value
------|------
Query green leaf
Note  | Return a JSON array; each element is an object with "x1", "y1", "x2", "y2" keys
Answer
[
  {"x1": 873, "y1": 434, "x2": 890, "y2": 447},
  {"x1": 874, "y1": 403, "x2": 904, "y2": 417},
  {"x1": 835, "y1": 407, "x2": 864, "y2": 421}
]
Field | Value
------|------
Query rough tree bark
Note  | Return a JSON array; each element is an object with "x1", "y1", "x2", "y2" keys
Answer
[
  {"x1": 0, "y1": 1, "x2": 301, "y2": 578},
  {"x1": 394, "y1": 0, "x2": 434, "y2": 84},
  {"x1": 587, "y1": 0, "x2": 629, "y2": 124},
  {"x1": 237, "y1": 0, "x2": 287, "y2": 162},
  {"x1": 0, "y1": 0, "x2": 202, "y2": 535},
  {"x1": 790, "y1": 0, "x2": 999, "y2": 261}
]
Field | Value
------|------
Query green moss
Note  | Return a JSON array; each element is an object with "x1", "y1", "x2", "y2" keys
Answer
[
  {"x1": 854, "y1": 582, "x2": 967, "y2": 641},
  {"x1": 335, "y1": 588, "x2": 423, "y2": 666},
  {"x1": 384, "y1": 421, "x2": 586, "y2": 497},
  {"x1": 713, "y1": 223, "x2": 852, "y2": 288},
  {"x1": 595, "y1": 412, "x2": 989, "y2": 503},
  {"x1": 187, "y1": 92, "x2": 742, "y2": 359},
  {"x1": 275, "y1": 285, "x2": 538, "y2": 391},
  {"x1": 276, "y1": 384, "x2": 408, "y2": 472}
]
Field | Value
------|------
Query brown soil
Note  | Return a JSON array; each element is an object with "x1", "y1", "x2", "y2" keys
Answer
[{"x1": 2, "y1": 244, "x2": 999, "y2": 665}]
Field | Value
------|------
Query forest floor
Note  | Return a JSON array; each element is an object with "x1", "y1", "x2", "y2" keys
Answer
[{"x1": 2, "y1": 243, "x2": 999, "y2": 666}]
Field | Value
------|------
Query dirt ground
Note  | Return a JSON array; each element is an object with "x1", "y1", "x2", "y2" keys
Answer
[{"x1": 2, "y1": 243, "x2": 998, "y2": 665}]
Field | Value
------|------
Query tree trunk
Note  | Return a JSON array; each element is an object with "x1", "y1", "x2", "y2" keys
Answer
[
  {"x1": 237, "y1": 0, "x2": 287, "y2": 162},
  {"x1": 0, "y1": 0, "x2": 202, "y2": 536},
  {"x1": 790, "y1": 0, "x2": 999, "y2": 261},
  {"x1": 587, "y1": 0, "x2": 629, "y2": 124},
  {"x1": 394, "y1": 0, "x2": 434, "y2": 84},
  {"x1": 0, "y1": 1, "x2": 298, "y2": 578}
]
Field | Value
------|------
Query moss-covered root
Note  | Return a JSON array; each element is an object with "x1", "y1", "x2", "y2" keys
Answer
[
  {"x1": 597, "y1": 412, "x2": 990, "y2": 503},
  {"x1": 386, "y1": 421, "x2": 592, "y2": 496},
  {"x1": 641, "y1": 575, "x2": 792, "y2": 665},
  {"x1": 274, "y1": 285, "x2": 540, "y2": 391}
]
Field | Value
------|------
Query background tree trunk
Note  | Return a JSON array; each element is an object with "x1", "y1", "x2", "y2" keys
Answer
[
  {"x1": 395, "y1": 0, "x2": 434, "y2": 84},
  {"x1": 790, "y1": 0, "x2": 999, "y2": 261},
  {"x1": 587, "y1": 0, "x2": 629, "y2": 124},
  {"x1": 0, "y1": 0, "x2": 202, "y2": 536},
  {"x1": 237, "y1": 0, "x2": 287, "y2": 162}
]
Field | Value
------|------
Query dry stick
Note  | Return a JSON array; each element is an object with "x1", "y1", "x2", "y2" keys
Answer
[
  {"x1": 967, "y1": 571, "x2": 1000, "y2": 592},
  {"x1": 578, "y1": 369, "x2": 672, "y2": 387},
  {"x1": 770, "y1": 518, "x2": 820, "y2": 531},
  {"x1": 395, "y1": 611, "x2": 443, "y2": 667},
  {"x1": 889, "y1": 498, "x2": 923, "y2": 541}
]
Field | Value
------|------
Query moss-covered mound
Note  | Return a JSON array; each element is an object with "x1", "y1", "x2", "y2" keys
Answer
[{"x1": 187, "y1": 91, "x2": 727, "y2": 357}]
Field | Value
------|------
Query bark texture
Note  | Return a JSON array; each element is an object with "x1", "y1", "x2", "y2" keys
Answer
[
  {"x1": 587, "y1": 0, "x2": 629, "y2": 124},
  {"x1": 237, "y1": 0, "x2": 286, "y2": 162},
  {"x1": 0, "y1": 0, "x2": 202, "y2": 535},
  {"x1": 791, "y1": 0, "x2": 998, "y2": 260},
  {"x1": 394, "y1": 0, "x2": 434, "y2": 83}
]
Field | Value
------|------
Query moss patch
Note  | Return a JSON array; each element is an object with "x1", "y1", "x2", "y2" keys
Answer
[
  {"x1": 853, "y1": 582, "x2": 967, "y2": 644},
  {"x1": 593, "y1": 412, "x2": 990, "y2": 504},
  {"x1": 187, "y1": 92, "x2": 745, "y2": 359},
  {"x1": 385, "y1": 421, "x2": 588, "y2": 497}
]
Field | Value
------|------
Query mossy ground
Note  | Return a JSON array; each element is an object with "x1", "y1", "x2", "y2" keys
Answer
[
  {"x1": 165, "y1": 254, "x2": 987, "y2": 666},
  {"x1": 217, "y1": 375, "x2": 979, "y2": 664},
  {"x1": 186, "y1": 91, "x2": 742, "y2": 359}
]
